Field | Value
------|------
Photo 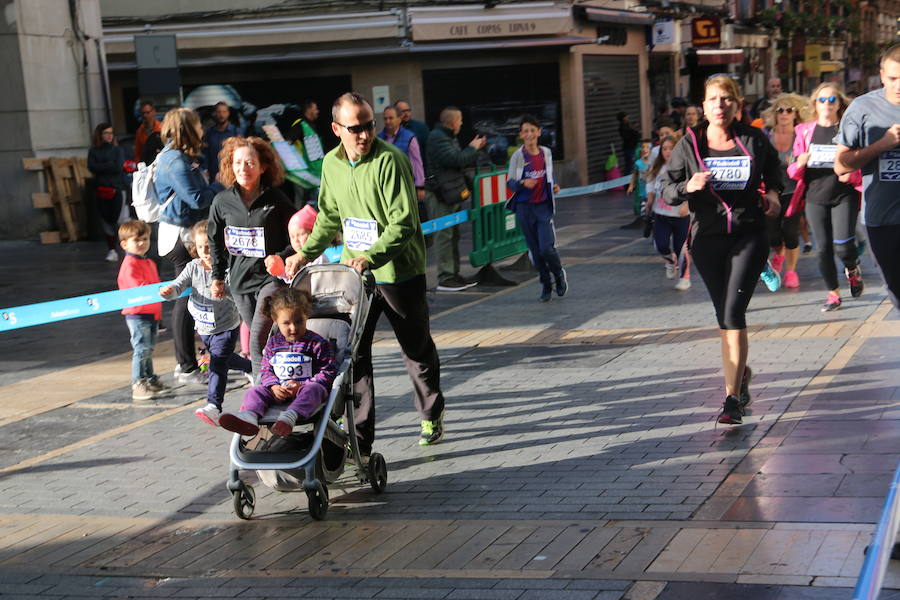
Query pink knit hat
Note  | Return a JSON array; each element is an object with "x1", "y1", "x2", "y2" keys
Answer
[{"x1": 288, "y1": 204, "x2": 318, "y2": 232}]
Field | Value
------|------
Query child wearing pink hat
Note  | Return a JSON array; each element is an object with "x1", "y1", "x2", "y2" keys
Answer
[{"x1": 266, "y1": 205, "x2": 330, "y2": 281}]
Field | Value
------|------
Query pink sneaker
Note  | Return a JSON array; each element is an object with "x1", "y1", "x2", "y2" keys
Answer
[
  {"x1": 783, "y1": 270, "x2": 799, "y2": 288},
  {"x1": 770, "y1": 253, "x2": 785, "y2": 274}
]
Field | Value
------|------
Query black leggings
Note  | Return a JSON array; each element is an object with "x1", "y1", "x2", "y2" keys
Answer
[
  {"x1": 164, "y1": 237, "x2": 198, "y2": 373},
  {"x1": 691, "y1": 230, "x2": 769, "y2": 330},
  {"x1": 804, "y1": 200, "x2": 859, "y2": 291},
  {"x1": 767, "y1": 195, "x2": 801, "y2": 250},
  {"x1": 868, "y1": 224, "x2": 900, "y2": 310}
]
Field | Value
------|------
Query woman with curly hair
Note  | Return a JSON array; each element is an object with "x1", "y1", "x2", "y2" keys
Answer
[
  {"x1": 760, "y1": 93, "x2": 811, "y2": 289},
  {"x1": 207, "y1": 136, "x2": 296, "y2": 378}
]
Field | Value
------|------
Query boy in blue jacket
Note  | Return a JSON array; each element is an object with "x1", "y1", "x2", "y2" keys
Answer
[{"x1": 506, "y1": 115, "x2": 565, "y2": 302}]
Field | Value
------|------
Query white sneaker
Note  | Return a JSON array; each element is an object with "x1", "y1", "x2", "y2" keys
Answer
[
  {"x1": 665, "y1": 262, "x2": 677, "y2": 279},
  {"x1": 674, "y1": 278, "x2": 692, "y2": 291},
  {"x1": 195, "y1": 403, "x2": 221, "y2": 427},
  {"x1": 132, "y1": 379, "x2": 153, "y2": 401},
  {"x1": 174, "y1": 365, "x2": 209, "y2": 385}
]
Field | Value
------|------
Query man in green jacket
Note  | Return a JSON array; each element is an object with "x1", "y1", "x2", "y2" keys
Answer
[
  {"x1": 285, "y1": 92, "x2": 446, "y2": 451},
  {"x1": 427, "y1": 107, "x2": 486, "y2": 290}
]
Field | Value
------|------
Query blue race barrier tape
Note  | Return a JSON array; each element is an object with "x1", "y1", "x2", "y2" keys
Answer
[
  {"x1": 0, "y1": 285, "x2": 189, "y2": 332},
  {"x1": 2, "y1": 179, "x2": 624, "y2": 332},
  {"x1": 422, "y1": 209, "x2": 469, "y2": 235},
  {"x1": 554, "y1": 175, "x2": 632, "y2": 198}
]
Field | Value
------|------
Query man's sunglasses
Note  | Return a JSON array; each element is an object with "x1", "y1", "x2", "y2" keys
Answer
[
  {"x1": 335, "y1": 120, "x2": 376, "y2": 134},
  {"x1": 817, "y1": 96, "x2": 838, "y2": 104},
  {"x1": 776, "y1": 107, "x2": 795, "y2": 113}
]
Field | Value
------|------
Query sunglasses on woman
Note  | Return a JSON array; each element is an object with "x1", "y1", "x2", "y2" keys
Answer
[
  {"x1": 817, "y1": 96, "x2": 838, "y2": 104},
  {"x1": 776, "y1": 107, "x2": 795, "y2": 113},
  {"x1": 334, "y1": 120, "x2": 376, "y2": 134}
]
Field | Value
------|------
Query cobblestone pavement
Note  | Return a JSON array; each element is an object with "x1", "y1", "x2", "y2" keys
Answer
[{"x1": 2, "y1": 192, "x2": 900, "y2": 599}]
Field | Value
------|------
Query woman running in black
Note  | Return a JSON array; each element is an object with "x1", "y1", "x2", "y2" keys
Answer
[
  {"x1": 663, "y1": 75, "x2": 783, "y2": 425},
  {"x1": 786, "y1": 83, "x2": 864, "y2": 311}
]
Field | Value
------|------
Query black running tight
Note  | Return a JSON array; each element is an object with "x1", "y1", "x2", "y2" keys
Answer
[
  {"x1": 804, "y1": 200, "x2": 859, "y2": 291},
  {"x1": 690, "y1": 231, "x2": 769, "y2": 330}
]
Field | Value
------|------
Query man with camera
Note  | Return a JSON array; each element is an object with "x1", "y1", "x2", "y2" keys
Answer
[{"x1": 426, "y1": 107, "x2": 487, "y2": 291}]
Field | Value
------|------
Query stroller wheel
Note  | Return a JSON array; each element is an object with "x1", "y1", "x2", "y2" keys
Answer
[
  {"x1": 232, "y1": 484, "x2": 255, "y2": 520},
  {"x1": 368, "y1": 453, "x2": 388, "y2": 493},
  {"x1": 306, "y1": 483, "x2": 329, "y2": 521}
]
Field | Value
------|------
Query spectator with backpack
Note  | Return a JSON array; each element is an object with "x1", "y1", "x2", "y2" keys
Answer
[{"x1": 152, "y1": 107, "x2": 224, "y2": 385}]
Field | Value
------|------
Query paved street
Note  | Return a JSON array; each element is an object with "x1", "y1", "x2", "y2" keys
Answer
[{"x1": 2, "y1": 191, "x2": 900, "y2": 599}]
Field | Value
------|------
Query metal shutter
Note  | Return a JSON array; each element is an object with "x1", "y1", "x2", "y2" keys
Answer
[{"x1": 583, "y1": 55, "x2": 642, "y2": 183}]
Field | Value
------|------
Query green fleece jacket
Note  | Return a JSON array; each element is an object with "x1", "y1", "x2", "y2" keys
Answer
[{"x1": 300, "y1": 137, "x2": 426, "y2": 284}]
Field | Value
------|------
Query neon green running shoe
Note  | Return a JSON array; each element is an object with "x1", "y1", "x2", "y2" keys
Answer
[{"x1": 419, "y1": 414, "x2": 444, "y2": 445}]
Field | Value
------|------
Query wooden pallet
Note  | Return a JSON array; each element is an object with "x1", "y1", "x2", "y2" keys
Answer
[{"x1": 23, "y1": 157, "x2": 91, "y2": 243}]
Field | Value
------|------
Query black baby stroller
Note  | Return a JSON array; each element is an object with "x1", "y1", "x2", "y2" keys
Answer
[{"x1": 226, "y1": 263, "x2": 387, "y2": 520}]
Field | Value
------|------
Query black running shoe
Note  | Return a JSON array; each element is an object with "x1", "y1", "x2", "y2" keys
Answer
[
  {"x1": 718, "y1": 395, "x2": 743, "y2": 425},
  {"x1": 539, "y1": 283, "x2": 552, "y2": 302},
  {"x1": 739, "y1": 366, "x2": 752, "y2": 408},
  {"x1": 845, "y1": 266, "x2": 864, "y2": 298}
]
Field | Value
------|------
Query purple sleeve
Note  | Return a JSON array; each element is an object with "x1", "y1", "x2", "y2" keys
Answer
[
  {"x1": 408, "y1": 137, "x2": 425, "y2": 188},
  {"x1": 259, "y1": 339, "x2": 279, "y2": 388},
  {"x1": 310, "y1": 336, "x2": 337, "y2": 390}
]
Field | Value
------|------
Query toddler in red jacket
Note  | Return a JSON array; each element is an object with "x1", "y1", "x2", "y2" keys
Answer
[{"x1": 117, "y1": 220, "x2": 170, "y2": 401}]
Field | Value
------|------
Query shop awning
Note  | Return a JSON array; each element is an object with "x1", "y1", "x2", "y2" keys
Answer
[
  {"x1": 696, "y1": 48, "x2": 745, "y2": 65},
  {"x1": 102, "y1": 11, "x2": 403, "y2": 54},
  {"x1": 577, "y1": 7, "x2": 655, "y2": 26},
  {"x1": 820, "y1": 60, "x2": 845, "y2": 72},
  {"x1": 408, "y1": 3, "x2": 574, "y2": 42}
]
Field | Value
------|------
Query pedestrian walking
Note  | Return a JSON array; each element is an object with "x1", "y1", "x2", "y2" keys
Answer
[
  {"x1": 285, "y1": 91, "x2": 447, "y2": 451},
  {"x1": 379, "y1": 105, "x2": 427, "y2": 221},
  {"x1": 134, "y1": 101, "x2": 161, "y2": 163},
  {"x1": 835, "y1": 43, "x2": 900, "y2": 310},
  {"x1": 155, "y1": 107, "x2": 224, "y2": 386},
  {"x1": 426, "y1": 106, "x2": 486, "y2": 291},
  {"x1": 786, "y1": 83, "x2": 863, "y2": 312},
  {"x1": 617, "y1": 111, "x2": 641, "y2": 176},
  {"x1": 88, "y1": 123, "x2": 127, "y2": 262},
  {"x1": 208, "y1": 136, "x2": 295, "y2": 379},
  {"x1": 395, "y1": 99, "x2": 431, "y2": 162},
  {"x1": 662, "y1": 75, "x2": 783, "y2": 425},
  {"x1": 286, "y1": 100, "x2": 325, "y2": 207}
]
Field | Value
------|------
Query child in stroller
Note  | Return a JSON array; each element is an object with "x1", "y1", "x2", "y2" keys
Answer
[{"x1": 220, "y1": 287, "x2": 337, "y2": 437}]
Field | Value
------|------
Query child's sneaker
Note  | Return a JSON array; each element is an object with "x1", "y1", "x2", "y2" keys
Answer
[
  {"x1": 419, "y1": 412, "x2": 444, "y2": 446},
  {"x1": 665, "y1": 262, "x2": 677, "y2": 279},
  {"x1": 674, "y1": 277, "x2": 691, "y2": 291},
  {"x1": 219, "y1": 410, "x2": 260, "y2": 436},
  {"x1": 195, "y1": 403, "x2": 221, "y2": 427},
  {"x1": 760, "y1": 261, "x2": 781, "y2": 292},
  {"x1": 271, "y1": 410, "x2": 299, "y2": 437},
  {"x1": 132, "y1": 379, "x2": 154, "y2": 401}
]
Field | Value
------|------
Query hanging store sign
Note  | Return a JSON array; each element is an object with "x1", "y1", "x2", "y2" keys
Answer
[
  {"x1": 691, "y1": 16, "x2": 721, "y2": 47},
  {"x1": 805, "y1": 44, "x2": 822, "y2": 78},
  {"x1": 653, "y1": 19, "x2": 675, "y2": 46},
  {"x1": 409, "y1": 6, "x2": 573, "y2": 41}
]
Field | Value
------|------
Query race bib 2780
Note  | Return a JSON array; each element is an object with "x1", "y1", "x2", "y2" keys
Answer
[
  {"x1": 808, "y1": 144, "x2": 837, "y2": 168},
  {"x1": 705, "y1": 156, "x2": 751, "y2": 190}
]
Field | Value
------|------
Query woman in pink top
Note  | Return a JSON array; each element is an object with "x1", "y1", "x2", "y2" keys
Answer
[{"x1": 786, "y1": 83, "x2": 864, "y2": 311}]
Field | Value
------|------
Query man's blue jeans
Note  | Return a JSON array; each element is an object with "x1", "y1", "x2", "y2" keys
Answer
[{"x1": 126, "y1": 316, "x2": 158, "y2": 383}]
